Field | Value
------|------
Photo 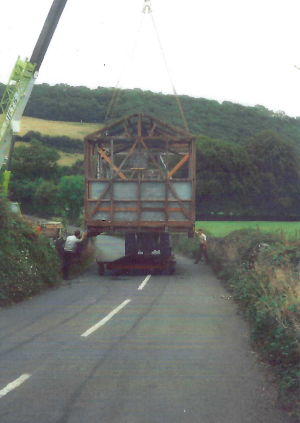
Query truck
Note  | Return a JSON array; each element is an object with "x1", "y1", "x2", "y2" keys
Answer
[{"x1": 84, "y1": 112, "x2": 196, "y2": 274}]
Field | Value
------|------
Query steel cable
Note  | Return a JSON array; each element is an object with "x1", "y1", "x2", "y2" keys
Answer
[{"x1": 104, "y1": 13, "x2": 146, "y2": 124}]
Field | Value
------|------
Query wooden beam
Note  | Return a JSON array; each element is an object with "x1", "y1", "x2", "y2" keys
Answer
[
  {"x1": 97, "y1": 147, "x2": 127, "y2": 180},
  {"x1": 114, "y1": 139, "x2": 139, "y2": 179},
  {"x1": 147, "y1": 122, "x2": 157, "y2": 138},
  {"x1": 168, "y1": 153, "x2": 190, "y2": 178}
]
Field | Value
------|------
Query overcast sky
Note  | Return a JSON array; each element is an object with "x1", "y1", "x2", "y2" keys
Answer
[{"x1": 1, "y1": 0, "x2": 300, "y2": 117}]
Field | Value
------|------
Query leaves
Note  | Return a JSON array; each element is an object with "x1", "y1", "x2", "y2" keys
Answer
[{"x1": 0, "y1": 197, "x2": 60, "y2": 305}]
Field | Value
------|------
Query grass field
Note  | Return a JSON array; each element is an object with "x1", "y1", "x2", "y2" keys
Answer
[
  {"x1": 196, "y1": 221, "x2": 300, "y2": 237},
  {"x1": 14, "y1": 116, "x2": 96, "y2": 166},
  {"x1": 19, "y1": 116, "x2": 101, "y2": 138},
  {"x1": 57, "y1": 152, "x2": 84, "y2": 166}
]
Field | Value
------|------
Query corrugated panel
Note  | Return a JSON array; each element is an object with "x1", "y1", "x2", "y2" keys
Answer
[
  {"x1": 113, "y1": 182, "x2": 138, "y2": 200},
  {"x1": 114, "y1": 201, "x2": 137, "y2": 209},
  {"x1": 142, "y1": 201, "x2": 165, "y2": 208},
  {"x1": 141, "y1": 211, "x2": 165, "y2": 221},
  {"x1": 169, "y1": 203, "x2": 191, "y2": 221},
  {"x1": 114, "y1": 211, "x2": 138, "y2": 221},
  {"x1": 90, "y1": 182, "x2": 111, "y2": 200},
  {"x1": 90, "y1": 210, "x2": 110, "y2": 221},
  {"x1": 141, "y1": 182, "x2": 165, "y2": 200},
  {"x1": 168, "y1": 182, "x2": 191, "y2": 200}
]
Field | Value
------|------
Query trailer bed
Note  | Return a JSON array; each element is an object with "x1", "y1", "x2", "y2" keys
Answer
[{"x1": 97, "y1": 254, "x2": 175, "y2": 275}]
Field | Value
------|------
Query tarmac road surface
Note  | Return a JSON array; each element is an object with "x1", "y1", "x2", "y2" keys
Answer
[{"x1": 0, "y1": 235, "x2": 295, "y2": 423}]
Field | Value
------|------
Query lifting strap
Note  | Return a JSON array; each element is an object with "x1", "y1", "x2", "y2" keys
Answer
[
  {"x1": 104, "y1": 11, "x2": 146, "y2": 125},
  {"x1": 149, "y1": 12, "x2": 189, "y2": 133},
  {"x1": 104, "y1": 0, "x2": 190, "y2": 134}
]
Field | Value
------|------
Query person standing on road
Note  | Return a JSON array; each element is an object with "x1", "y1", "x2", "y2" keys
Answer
[
  {"x1": 194, "y1": 228, "x2": 209, "y2": 265},
  {"x1": 63, "y1": 230, "x2": 87, "y2": 280}
]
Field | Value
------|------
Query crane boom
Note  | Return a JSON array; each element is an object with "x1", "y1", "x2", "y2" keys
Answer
[{"x1": 0, "y1": 0, "x2": 68, "y2": 173}]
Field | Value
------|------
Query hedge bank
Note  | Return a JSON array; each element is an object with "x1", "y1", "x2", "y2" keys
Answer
[{"x1": 0, "y1": 196, "x2": 60, "y2": 305}]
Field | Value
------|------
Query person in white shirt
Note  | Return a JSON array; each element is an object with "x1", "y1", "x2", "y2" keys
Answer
[
  {"x1": 63, "y1": 230, "x2": 87, "y2": 280},
  {"x1": 194, "y1": 228, "x2": 209, "y2": 265}
]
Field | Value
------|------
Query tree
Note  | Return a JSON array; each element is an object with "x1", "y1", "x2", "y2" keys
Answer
[
  {"x1": 57, "y1": 175, "x2": 84, "y2": 224},
  {"x1": 10, "y1": 140, "x2": 60, "y2": 181},
  {"x1": 9, "y1": 178, "x2": 41, "y2": 214},
  {"x1": 6, "y1": 81, "x2": 299, "y2": 149},
  {"x1": 195, "y1": 136, "x2": 254, "y2": 215},
  {"x1": 244, "y1": 130, "x2": 300, "y2": 216},
  {"x1": 33, "y1": 180, "x2": 59, "y2": 218}
]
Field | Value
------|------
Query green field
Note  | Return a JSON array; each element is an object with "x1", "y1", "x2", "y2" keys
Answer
[
  {"x1": 19, "y1": 116, "x2": 100, "y2": 138},
  {"x1": 195, "y1": 221, "x2": 300, "y2": 237},
  {"x1": 57, "y1": 152, "x2": 84, "y2": 166}
]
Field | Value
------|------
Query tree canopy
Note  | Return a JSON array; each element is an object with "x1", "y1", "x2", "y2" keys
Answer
[
  {"x1": 243, "y1": 131, "x2": 300, "y2": 216},
  {"x1": 2, "y1": 82, "x2": 300, "y2": 149},
  {"x1": 2, "y1": 82, "x2": 300, "y2": 220},
  {"x1": 10, "y1": 140, "x2": 60, "y2": 181},
  {"x1": 195, "y1": 136, "x2": 255, "y2": 215}
]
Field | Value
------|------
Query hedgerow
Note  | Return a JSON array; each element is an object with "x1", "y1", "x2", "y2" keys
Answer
[
  {"x1": 0, "y1": 196, "x2": 60, "y2": 305},
  {"x1": 206, "y1": 229, "x2": 300, "y2": 419}
]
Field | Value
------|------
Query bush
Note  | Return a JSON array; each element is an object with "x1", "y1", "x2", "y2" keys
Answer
[{"x1": 0, "y1": 196, "x2": 60, "y2": 305}]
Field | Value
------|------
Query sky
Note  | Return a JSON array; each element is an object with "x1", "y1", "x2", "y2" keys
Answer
[{"x1": 1, "y1": 0, "x2": 300, "y2": 117}]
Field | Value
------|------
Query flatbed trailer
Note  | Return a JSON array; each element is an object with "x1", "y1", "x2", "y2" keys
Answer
[{"x1": 97, "y1": 254, "x2": 176, "y2": 275}]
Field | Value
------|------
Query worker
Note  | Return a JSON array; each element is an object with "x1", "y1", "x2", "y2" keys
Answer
[
  {"x1": 62, "y1": 230, "x2": 87, "y2": 280},
  {"x1": 194, "y1": 228, "x2": 209, "y2": 265}
]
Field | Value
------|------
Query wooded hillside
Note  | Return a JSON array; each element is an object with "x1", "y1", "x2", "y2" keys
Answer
[
  {"x1": 1, "y1": 82, "x2": 300, "y2": 147},
  {"x1": 2, "y1": 82, "x2": 300, "y2": 220}
]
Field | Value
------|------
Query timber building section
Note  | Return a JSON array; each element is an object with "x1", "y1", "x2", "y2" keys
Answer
[{"x1": 84, "y1": 113, "x2": 196, "y2": 236}]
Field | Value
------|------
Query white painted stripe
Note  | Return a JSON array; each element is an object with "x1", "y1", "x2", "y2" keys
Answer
[
  {"x1": 0, "y1": 374, "x2": 31, "y2": 399},
  {"x1": 138, "y1": 275, "x2": 151, "y2": 290},
  {"x1": 81, "y1": 299, "x2": 131, "y2": 337}
]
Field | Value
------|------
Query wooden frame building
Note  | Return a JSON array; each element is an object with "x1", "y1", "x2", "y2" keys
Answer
[{"x1": 84, "y1": 113, "x2": 196, "y2": 236}]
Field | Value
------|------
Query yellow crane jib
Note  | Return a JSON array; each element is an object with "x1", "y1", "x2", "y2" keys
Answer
[{"x1": 0, "y1": 0, "x2": 68, "y2": 200}]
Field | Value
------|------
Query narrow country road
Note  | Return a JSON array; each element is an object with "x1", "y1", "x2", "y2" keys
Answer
[{"x1": 0, "y1": 236, "x2": 295, "y2": 423}]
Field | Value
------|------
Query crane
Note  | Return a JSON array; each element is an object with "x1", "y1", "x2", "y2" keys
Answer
[{"x1": 0, "y1": 0, "x2": 68, "y2": 195}]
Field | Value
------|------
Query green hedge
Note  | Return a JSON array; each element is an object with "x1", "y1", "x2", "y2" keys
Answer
[{"x1": 0, "y1": 196, "x2": 60, "y2": 305}]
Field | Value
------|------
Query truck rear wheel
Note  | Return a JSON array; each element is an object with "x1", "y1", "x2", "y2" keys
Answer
[{"x1": 125, "y1": 233, "x2": 137, "y2": 255}]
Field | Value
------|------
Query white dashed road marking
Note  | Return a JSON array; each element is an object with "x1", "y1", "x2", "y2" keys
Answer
[
  {"x1": 81, "y1": 299, "x2": 131, "y2": 337},
  {"x1": 138, "y1": 275, "x2": 151, "y2": 290},
  {"x1": 0, "y1": 374, "x2": 31, "y2": 399}
]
